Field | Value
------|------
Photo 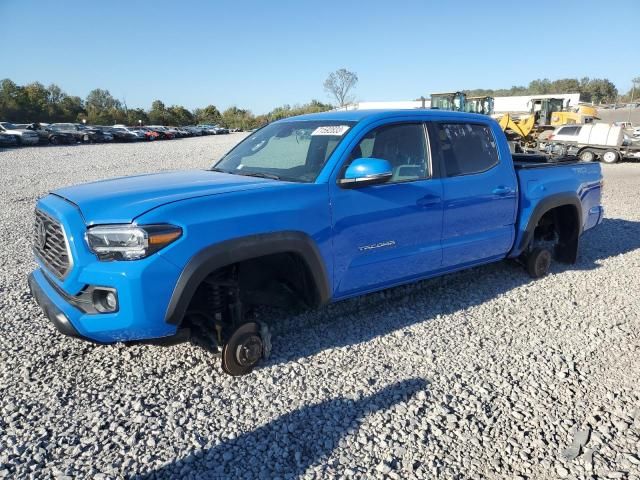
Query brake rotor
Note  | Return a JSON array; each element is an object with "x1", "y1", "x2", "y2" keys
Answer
[{"x1": 221, "y1": 322, "x2": 264, "y2": 376}]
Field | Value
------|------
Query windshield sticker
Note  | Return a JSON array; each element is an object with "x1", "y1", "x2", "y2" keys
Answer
[{"x1": 311, "y1": 125, "x2": 350, "y2": 136}]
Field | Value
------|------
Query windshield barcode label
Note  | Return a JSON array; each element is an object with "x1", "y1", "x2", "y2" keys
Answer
[{"x1": 311, "y1": 125, "x2": 350, "y2": 136}]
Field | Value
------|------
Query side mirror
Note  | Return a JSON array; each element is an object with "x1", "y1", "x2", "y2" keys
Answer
[{"x1": 339, "y1": 158, "x2": 393, "y2": 188}]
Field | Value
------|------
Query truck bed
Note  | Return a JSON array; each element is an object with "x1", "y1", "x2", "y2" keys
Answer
[
  {"x1": 510, "y1": 155, "x2": 602, "y2": 258},
  {"x1": 512, "y1": 153, "x2": 581, "y2": 169}
]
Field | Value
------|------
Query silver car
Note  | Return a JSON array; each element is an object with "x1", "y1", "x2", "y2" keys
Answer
[{"x1": 0, "y1": 122, "x2": 40, "y2": 146}]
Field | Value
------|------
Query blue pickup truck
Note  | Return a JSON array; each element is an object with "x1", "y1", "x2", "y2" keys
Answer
[{"x1": 29, "y1": 110, "x2": 604, "y2": 375}]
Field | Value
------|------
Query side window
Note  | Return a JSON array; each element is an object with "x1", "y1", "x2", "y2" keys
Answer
[
  {"x1": 558, "y1": 126, "x2": 579, "y2": 136},
  {"x1": 433, "y1": 123, "x2": 499, "y2": 177},
  {"x1": 348, "y1": 123, "x2": 428, "y2": 182}
]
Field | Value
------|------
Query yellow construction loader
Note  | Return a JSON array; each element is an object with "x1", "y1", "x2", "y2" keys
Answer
[{"x1": 498, "y1": 98, "x2": 598, "y2": 149}]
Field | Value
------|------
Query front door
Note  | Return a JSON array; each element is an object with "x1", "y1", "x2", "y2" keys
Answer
[{"x1": 330, "y1": 122, "x2": 443, "y2": 297}]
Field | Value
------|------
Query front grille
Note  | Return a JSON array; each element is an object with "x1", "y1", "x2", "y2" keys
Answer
[{"x1": 34, "y1": 209, "x2": 72, "y2": 280}]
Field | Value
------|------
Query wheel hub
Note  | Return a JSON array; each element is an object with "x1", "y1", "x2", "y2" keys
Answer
[
  {"x1": 235, "y1": 334, "x2": 263, "y2": 366},
  {"x1": 221, "y1": 321, "x2": 264, "y2": 376}
]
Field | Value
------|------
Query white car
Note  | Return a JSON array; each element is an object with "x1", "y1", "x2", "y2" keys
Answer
[
  {"x1": 547, "y1": 125, "x2": 582, "y2": 144},
  {"x1": 0, "y1": 122, "x2": 40, "y2": 145}
]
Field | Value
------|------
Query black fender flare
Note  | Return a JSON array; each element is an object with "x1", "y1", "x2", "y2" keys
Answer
[
  {"x1": 512, "y1": 193, "x2": 582, "y2": 258},
  {"x1": 164, "y1": 231, "x2": 331, "y2": 325}
]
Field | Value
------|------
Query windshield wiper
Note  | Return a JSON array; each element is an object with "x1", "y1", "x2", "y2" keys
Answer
[{"x1": 236, "y1": 171, "x2": 281, "y2": 180}]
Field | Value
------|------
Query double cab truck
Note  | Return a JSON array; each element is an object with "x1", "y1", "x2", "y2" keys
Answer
[{"x1": 29, "y1": 110, "x2": 604, "y2": 375}]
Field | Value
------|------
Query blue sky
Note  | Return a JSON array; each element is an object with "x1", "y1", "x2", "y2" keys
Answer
[{"x1": 1, "y1": 0, "x2": 637, "y2": 113}]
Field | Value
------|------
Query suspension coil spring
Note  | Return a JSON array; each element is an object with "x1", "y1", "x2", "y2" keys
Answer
[{"x1": 209, "y1": 283, "x2": 224, "y2": 321}]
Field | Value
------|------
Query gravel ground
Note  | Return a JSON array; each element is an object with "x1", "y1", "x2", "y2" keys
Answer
[{"x1": 0, "y1": 137, "x2": 639, "y2": 480}]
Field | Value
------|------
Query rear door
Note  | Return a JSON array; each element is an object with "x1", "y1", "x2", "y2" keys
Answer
[
  {"x1": 428, "y1": 122, "x2": 517, "y2": 268},
  {"x1": 330, "y1": 121, "x2": 443, "y2": 296}
]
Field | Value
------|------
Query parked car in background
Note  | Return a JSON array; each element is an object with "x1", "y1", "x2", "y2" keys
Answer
[
  {"x1": 196, "y1": 124, "x2": 217, "y2": 135},
  {"x1": 164, "y1": 126, "x2": 184, "y2": 138},
  {"x1": 131, "y1": 127, "x2": 159, "y2": 141},
  {"x1": 0, "y1": 132, "x2": 18, "y2": 147},
  {"x1": 146, "y1": 126, "x2": 175, "y2": 139},
  {"x1": 199, "y1": 124, "x2": 229, "y2": 135},
  {"x1": 49, "y1": 123, "x2": 91, "y2": 143},
  {"x1": 106, "y1": 126, "x2": 144, "y2": 142},
  {"x1": 547, "y1": 125, "x2": 582, "y2": 144},
  {"x1": 0, "y1": 122, "x2": 40, "y2": 145},
  {"x1": 183, "y1": 126, "x2": 203, "y2": 136},
  {"x1": 174, "y1": 127, "x2": 192, "y2": 137},
  {"x1": 16, "y1": 123, "x2": 76, "y2": 145},
  {"x1": 82, "y1": 126, "x2": 114, "y2": 143},
  {"x1": 48, "y1": 123, "x2": 113, "y2": 143}
]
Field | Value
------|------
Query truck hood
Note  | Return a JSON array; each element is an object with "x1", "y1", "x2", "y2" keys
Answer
[{"x1": 53, "y1": 170, "x2": 279, "y2": 224}]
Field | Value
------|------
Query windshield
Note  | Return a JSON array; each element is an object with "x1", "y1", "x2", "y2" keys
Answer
[
  {"x1": 0, "y1": 122, "x2": 18, "y2": 129},
  {"x1": 214, "y1": 120, "x2": 355, "y2": 182}
]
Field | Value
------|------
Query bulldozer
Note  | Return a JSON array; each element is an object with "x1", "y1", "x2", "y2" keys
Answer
[{"x1": 498, "y1": 98, "x2": 598, "y2": 150}]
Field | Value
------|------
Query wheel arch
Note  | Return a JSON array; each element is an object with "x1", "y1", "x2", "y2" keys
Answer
[
  {"x1": 164, "y1": 231, "x2": 331, "y2": 326},
  {"x1": 511, "y1": 193, "x2": 583, "y2": 262}
]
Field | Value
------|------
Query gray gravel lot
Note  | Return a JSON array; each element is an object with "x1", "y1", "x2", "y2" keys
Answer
[{"x1": 0, "y1": 136, "x2": 639, "y2": 479}]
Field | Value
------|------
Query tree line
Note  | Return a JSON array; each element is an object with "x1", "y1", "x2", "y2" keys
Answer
[
  {"x1": 1, "y1": 74, "x2": 635, "y2": 129},
  {"x1": 462, "y1": 77, "x2": 623, "y2": 104},
  {"x1": 0, "y1": 78, "x2": 333, "y2": 129}
]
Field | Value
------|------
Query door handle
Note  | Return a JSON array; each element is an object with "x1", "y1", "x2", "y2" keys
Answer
[
  {"x1": 417, "y1": 195, "x2": 441, "y2": 207},
  {"x1": 492, "y1": 186, "x2": 512, "y2": 196}
]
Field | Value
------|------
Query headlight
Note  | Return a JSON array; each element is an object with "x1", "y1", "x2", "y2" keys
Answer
[{"x1": 85, "y1": 224, "x2": 182, "y2": 260}]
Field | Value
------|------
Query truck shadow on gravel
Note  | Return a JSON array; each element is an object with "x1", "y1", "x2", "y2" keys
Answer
[
  {"x1": 253, "y1": 218, "x2": 640, "y2": 366},
  {"x1": 136, "y1": 378, "x2": 427, "y2": 479}
]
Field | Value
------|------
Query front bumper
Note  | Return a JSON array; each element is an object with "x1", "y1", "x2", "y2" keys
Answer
[
  {"x1": 28, "y1": 270, "x2": 90, "y2": 341},
  {"x1": 29, "y1": 263, "x2": 182, "y2": 343}
]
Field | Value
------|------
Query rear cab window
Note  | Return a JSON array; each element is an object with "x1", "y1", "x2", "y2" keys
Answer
[{"x1": 430, "y1": 123, "x2": 499, "y2": 177}]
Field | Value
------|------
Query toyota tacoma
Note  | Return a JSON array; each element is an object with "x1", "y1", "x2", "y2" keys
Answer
[{"x1": 29, "y1": 110, "x2": 604, "y2": 375}]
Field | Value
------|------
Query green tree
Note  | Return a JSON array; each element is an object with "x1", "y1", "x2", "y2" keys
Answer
[
  {"x1": 125, "y1": 108, "x2": 149, "y2": 126},
  {"x1": 148, "y1": 100, "x2": 170, "y2": 125},
  {"x1": 167, "y1": 105, "x2": 194, "y2": 126},
  {"x1": 22, "y1": 82, "x2": 49, "y2": 121},
  {"x1": 0, "y1": 79, "x2": 28, "y2": 121},
  {"x1": 85, "y1": 88, "x2": 122, "y2": 124},
  {"x1": 582, "y1": 79, "x2": 618, "y2": 103},
  {"x1": 221, "y1": 106, "x2": 253, "y2": 129},
  {"x1": 528, "y1": 78, "x2": 552, "y2": 95},
  {"x1": 59, "y1": 95, "x2": 85, "y2": 122},
  {"x1": 193, "y1": 105, "x2": 222, "y2": 124}
]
